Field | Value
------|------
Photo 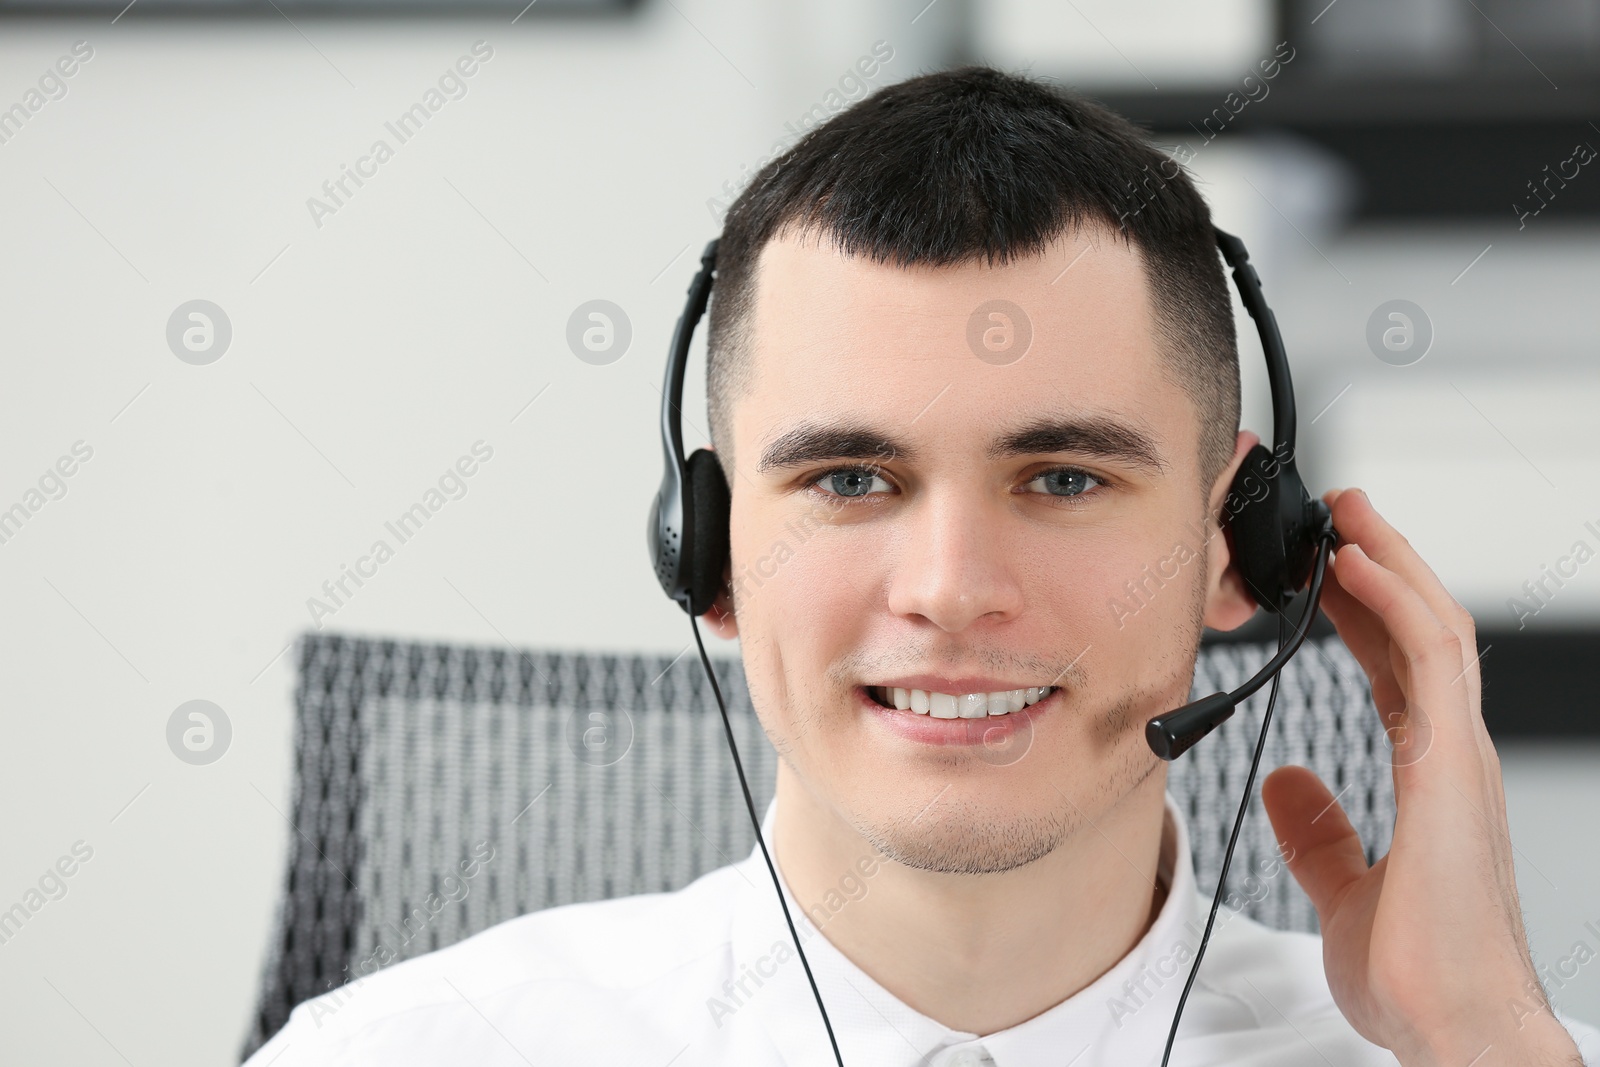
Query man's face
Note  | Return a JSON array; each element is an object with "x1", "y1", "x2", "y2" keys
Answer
[{"x1": 705, "y1": 225, "x2": 1256, "y2": 875}]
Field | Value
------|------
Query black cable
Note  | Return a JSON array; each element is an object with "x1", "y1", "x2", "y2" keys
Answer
[
  {"x1": 688, "y1": 613, "x2": 847, "y2": 1067},
  {"x1": 1158, "y1": 534, "x2": 1334, "y2": 1066}
]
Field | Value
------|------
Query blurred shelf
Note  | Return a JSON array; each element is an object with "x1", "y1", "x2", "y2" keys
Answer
[
  {"x1": 1095, "y1": 70, "x2": 1600, "y2": 128},
  {"x1": 1093, "y1": 71, "x2": 1600, "y2": 220},
  {"x1": 1207, "y1": 603, "x2": 1600, "y2": 739}
]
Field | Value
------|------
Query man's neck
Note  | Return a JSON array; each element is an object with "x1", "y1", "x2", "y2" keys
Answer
[{"x1": 772, "y1": 771, "x2": 1173, "y2": 1037}]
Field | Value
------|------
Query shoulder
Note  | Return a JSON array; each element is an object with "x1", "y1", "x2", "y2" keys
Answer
[
  {"x1": 244, "y1": 861, "x2": 749, "y2": 1067},
  {"x1": 1561, "y1": 1009, "x2": 1600, "y2": 1065},
  {"x1": 1195, "y1": 897, "x2": 1336, "y2": 1018},
  {"x1": 1188, "y1": 897, "x2": 1400, "y2": 1064}
]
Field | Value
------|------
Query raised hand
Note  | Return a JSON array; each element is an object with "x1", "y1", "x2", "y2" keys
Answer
[{"x1": 1260, "y1": 488, "x2": 1583, "y2": 1067}]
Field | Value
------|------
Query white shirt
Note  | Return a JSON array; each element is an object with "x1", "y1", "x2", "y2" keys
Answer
[{"x1": 248, "y1": 791, "x2": 1600, "y2": 1066}]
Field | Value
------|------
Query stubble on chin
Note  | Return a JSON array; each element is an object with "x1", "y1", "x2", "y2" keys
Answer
[{"x1": 855, "y1": 796, "x2": 1071, "y2": 875}]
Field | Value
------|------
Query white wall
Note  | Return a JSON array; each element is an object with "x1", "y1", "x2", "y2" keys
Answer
[
  {"x1": 1502, "y1": 742, "x2": 1600, "y2": 1043},
  {"x1": 0, "y1": 8, "x2": 959, "y2": 1063},
  {"x1": 0, "y1": 5, "x2": 1596, "y2": 1064}
]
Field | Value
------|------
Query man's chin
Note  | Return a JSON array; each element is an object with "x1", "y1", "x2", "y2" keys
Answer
[{"x1": 847, "y1": 795, "x2": 1070, "y2": 876}]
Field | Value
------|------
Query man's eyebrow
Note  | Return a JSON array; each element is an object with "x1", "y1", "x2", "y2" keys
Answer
[
  {"x1": 989, "y1": 415, "x2": 1167, "y2": 475},
  {"x1": 757, "y1": 424, "x2": 908, "y2": 474},
  {"x1": 755, "y1": 415, "x2": 1167, "y2": 476}
]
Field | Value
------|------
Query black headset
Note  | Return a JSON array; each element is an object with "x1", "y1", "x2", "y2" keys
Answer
[{"x1": 647, "y1": 227, "x2": 1340, "y2": 1066}]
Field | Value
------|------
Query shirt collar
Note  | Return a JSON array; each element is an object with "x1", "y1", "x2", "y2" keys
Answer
[{"x1": 727, "y1": 791, "x2": 1203, "y2": 1067}]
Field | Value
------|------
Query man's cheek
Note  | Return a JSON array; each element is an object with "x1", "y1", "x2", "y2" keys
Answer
[{"x1": 1092, "y1": 542, "x2": 1178, "y2": 634}]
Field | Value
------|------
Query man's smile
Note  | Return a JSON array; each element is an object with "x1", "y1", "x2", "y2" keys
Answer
[
  {"x1": 857, "y1": 683, "x2": 1060, "y2": 747},
  {"x1": 864, "y1": 682, "x2": 1059, "y2": 718}
]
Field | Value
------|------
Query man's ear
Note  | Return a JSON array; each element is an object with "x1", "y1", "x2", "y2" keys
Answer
[
  {"x1": 1202, "y1": 429, "x2": 1263, "y2": 633},
  {"x1": 700, "y1": 564, "x2": 738, "y2": 639}
]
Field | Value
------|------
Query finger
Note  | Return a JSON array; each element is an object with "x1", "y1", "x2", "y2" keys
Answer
[
  {"x1": 1307, "y1": 504, "x2": 1444, "y2": 786},
  {"x1": 1261, "y1": 765, "x2": 1368, "y2": 924},
  {"x1": 1309, "y1": 535, "x2": 1393, "y2": 683},
  {"x1": 1328, "y1": 489, "x2": 1475, "y2": 644},
  {"x1": 1313, "y1": 496, "x2": 1494, "y2": 811},
  {"x1": 1331, "y1": 490, "x2": 1485, "y2": 735},
  {"x1": 1330, "y1": 542, "x2": 1476, "y2": 773},
  {"x1": 1303, "y1": 500, "x2": 1406, "y2": 707}
]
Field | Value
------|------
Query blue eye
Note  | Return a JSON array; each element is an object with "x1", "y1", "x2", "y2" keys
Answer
[
  {"x1": 813, "y1": 467, "x2": 891, "y2": 499},
  {"x1": 1024, "y1": 467, "x2": 1103, "y2": 497}
]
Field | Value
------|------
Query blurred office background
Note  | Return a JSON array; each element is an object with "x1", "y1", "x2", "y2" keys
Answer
[{"x1": 0, "y1": 0, "x2": 1596, "y2": 1062}]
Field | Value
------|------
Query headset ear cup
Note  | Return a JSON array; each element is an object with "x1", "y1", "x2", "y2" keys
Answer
[
  {"x1": 1225, "y1": 443, "x2": 1288, "y2": 614},
  {"x1": 683, "y1": 448, "x2": 732, "y2": 616}
]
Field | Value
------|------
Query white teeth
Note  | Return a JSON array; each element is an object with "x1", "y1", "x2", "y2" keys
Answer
[{"x1": 874, "y1": 685, "x2": 1055, "y2": 718}]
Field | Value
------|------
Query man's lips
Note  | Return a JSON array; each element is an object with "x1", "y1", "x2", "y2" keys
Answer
[
  {"x1": 857, "y1": 685, "x2": 1058, "y2": 747},
  {"x1": 864, "y1": 683, "x2": 1057, "y2": 719},
  {"x1": 869, "y1": 675, "x2": 1055, "y2": 695}
]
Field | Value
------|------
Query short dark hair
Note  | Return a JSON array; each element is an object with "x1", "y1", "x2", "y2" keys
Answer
[{"x1": 706, "y1": 65, "x2": 1240, "y2": 498}]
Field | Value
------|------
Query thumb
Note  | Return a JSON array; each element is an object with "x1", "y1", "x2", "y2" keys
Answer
[{"x1": 1261, "y1": 764, "x2": 1369, "y2": 925}]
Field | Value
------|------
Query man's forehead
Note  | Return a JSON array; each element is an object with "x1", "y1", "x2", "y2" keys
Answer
[
  {"x1": 735, "y1": 224, "x2": 1184, "y2": 471},
  {"x1": 751, "y1": 221, "x2": 1145, "y2": 298},
  {"x1": 745, "y1": 225, "x2": 1157, "y2": 376}
]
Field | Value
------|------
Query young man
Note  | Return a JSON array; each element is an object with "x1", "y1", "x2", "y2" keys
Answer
[{"x1": 248, "y1": 67, "x2": 1599, "y2": 1066}]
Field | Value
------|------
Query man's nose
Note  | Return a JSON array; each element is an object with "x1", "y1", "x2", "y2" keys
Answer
[{"x1": 884, "y1": 491, "x2": 1025, "y2": 632}]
